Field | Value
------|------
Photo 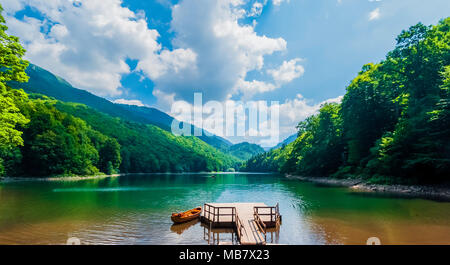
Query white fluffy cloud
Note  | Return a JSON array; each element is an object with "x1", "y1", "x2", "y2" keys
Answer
[
  {"x1": 148, "y1": 0, "x2": 288, "y2": 108},
  {"x1": 168, "y1": 93, "x2": 343, "y2": 147},
  {"x1": 232, "y1": 58, "x2": 305, "y2": 100},
  {"x1": 249, "y1": 2, "x2": 264, "y2": 17},
  {"x1": 234, "y1": 79, "x2": 277, "y2": 99},
  {"x1": 5, "y1": 0, "x2": 300, "y2": 108},
  {"x1": 267, "y1": 58, "x2": 305, "y2": 85},
  {"x1": 369, "y1": 8, "x2": 381, "y2": 20},
  {"x1": 3, "y1": 0, "x2": 316, "y2": 147},
  {"x1": 112, "y1": 99, "x2": 147, "y2": 107},
  {"x1": 4, "y1": 0, "x2": 194, "y2": 97},
  {"x1": 272, "y1": 0, "x2": 289, "y2": 6}
]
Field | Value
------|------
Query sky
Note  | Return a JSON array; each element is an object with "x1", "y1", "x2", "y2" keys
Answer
[{"x1": 1, "y1": 0, "x2": 449, "y2": 146}]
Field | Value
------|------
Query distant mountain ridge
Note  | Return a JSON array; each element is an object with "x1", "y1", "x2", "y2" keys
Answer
[
  {"x1": 270, "y1": 134, "x2": 297, "y2": 150},
  {"x1": 228, "y1": 142, "x2": 265, "y2": 160},
  {"x1": 117, "y1": 104, "x2": 232, "y2": 151},
  {"x1": 9, "y1": 64, "x2": 232, "y2": 151}
]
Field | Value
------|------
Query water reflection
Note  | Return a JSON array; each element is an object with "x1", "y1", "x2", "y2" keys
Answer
[
  {"x1": 170, "y1": 219, "x2": 199, "y2": 235},
  {"x1": 201, "y1": 223, "x2": 238, "y2": 245}
]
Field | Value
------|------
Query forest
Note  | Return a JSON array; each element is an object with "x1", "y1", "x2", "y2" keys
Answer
[
  {"x1": 1, "y1": 93, "x2": 239, "y2": 177},
  {"x1": 243, "y1": 18, "x2": 450, "y2": 184},
  {"x1": 53, "y1": 97, "x2": 239, "y2": 173}
]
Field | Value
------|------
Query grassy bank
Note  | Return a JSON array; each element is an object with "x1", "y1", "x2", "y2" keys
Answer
[{"x1": 0, "y1": 173, "x2": 123, "y2": 182}]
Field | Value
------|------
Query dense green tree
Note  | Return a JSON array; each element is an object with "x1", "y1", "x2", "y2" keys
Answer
[
  {"x1": 0, "y1": 4, "x2": 29, "y2": 175},
  {"x1": 0, "y1": 84, "x2": 29, "y2": 147},
  {"x1": 341, "y1": 63, "x2": 400, "y2": 167},
  {"x1": 227, "y1": 142, "x2": 265, "y2": 160},
  {"x1": 98, "y1": 138, "x2": 121, "y2": 174},
  {"x1": 0, "y1": 94, "x2": 122, "y2": 177},
  {"x1": 364, "y1": 18, "x2": 450, "y2": 182},
  {"x1": 264, "y1": 103, "x2": 344, "y2": 176},
  {"x1": 18, "y1": 100, "x2": 97, "y2": 176}
]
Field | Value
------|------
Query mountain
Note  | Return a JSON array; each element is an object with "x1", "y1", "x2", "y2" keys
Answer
[
  {"x1": 9, "y1": 64, "x2": 232, "y2": 151},
  {"x1": 117, "y1": 104, "x2": 232, "y2": 150},
  {"x1": 270, "y1": 134, "x2": 297, "y2": 150},
  {"x1": 228, "y1": 142, "x2": 265, "y2": 160},
  {"x1": 31, "y1": 94, "x2": 240, "y2": 173}
]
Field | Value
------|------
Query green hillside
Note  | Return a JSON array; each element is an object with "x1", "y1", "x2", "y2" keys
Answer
[
  {"x1": 8, "y1": 64, "x2": 232, "y2": 151},
  {"x1": 117, "y1": 103, "x2": 232, "y2": 151},
  {"x1": 2, "y1": 93, "x2": 239, "y2": 177},
  {"x1": 45, "y1": 95, "x2": 240, "y2": 173},
  {"x1": 2, "y1": 95, "x2": 122, "y2": 177},
  {"x1": 227, "y1": 142, "x2": 265, "y2": 160}
]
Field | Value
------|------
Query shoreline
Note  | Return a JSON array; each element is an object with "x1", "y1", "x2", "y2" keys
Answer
[
  {"x1": 0, "y1": 174, "x2": 123, "y2": 183},
  {"x1": 286, "y1": 175, "x2": 450, "y2": 201}
]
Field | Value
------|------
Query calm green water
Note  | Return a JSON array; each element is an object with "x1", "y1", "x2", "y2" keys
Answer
[{"x1": 0, "y1": 173, "x2": 449, "y2": 245}]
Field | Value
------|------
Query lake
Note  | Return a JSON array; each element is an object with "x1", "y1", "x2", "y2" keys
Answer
[{"x1": 0, "y1": 173, "x2": 449, "y2": 245}]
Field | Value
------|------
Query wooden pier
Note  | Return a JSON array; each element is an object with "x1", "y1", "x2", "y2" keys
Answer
[{"x1": 200, "y1": 202, "x2": 281, "y2": 245}]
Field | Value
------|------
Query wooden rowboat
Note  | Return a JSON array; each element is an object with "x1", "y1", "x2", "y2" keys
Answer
[{"x1": 171, "y1": 207, "x2": 202, "y2": 224}]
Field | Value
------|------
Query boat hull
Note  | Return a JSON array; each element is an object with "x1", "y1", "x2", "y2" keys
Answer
[{"x1": 171, "y1": 207, "x2": 202, "y2": 224}]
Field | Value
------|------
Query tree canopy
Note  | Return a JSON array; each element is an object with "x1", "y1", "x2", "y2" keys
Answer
[{"x1": 0, "y1": 4, "x2": 29, "y2": 174}]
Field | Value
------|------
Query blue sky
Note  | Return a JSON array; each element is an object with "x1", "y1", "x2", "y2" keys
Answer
[{"x1": 2, "y1": 0, "x2": 450, "y2": 145}]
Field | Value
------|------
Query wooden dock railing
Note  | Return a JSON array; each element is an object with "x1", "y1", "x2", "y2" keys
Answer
[
  {"x1": 204, "y1": 203, "x2": 236, "y2": 224},
  {"x1": 253, "y1": 211, "x2": 267, "y2": 241},
  {"x1": 253, "y1": 203, "x2": 281, "y2": 243},
  {"x1": 253, "y1": 203, "x2": 281, "y2": 225},
  {"x1": 204, "y1": 203, "x2": 245, "y2": 243},
  {"x1": 235, "y1": 213, "x2": 243, "y2": 240}
]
